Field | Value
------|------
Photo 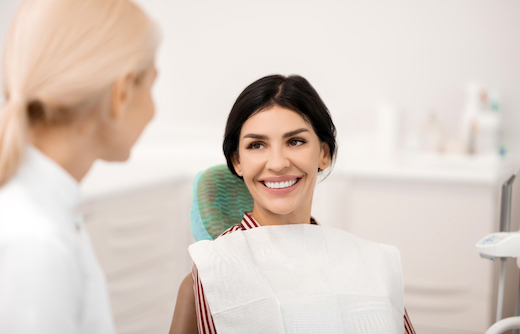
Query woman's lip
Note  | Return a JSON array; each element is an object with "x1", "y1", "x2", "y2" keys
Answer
[{"x1": 259, "y1": 175, "x2": 302, "y2": 182}]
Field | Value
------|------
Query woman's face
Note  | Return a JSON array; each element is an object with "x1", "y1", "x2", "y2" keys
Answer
[
  {"x1": 232, "y1": 105, "x2": 330, "y2": 222},
  {"x1": 102, "y1": 62, "x2": 158, "y2": 161}
]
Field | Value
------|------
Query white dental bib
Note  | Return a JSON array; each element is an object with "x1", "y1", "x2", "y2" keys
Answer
[{"x1": 189, "y1": 224, "x2": 404, "y2": 334}]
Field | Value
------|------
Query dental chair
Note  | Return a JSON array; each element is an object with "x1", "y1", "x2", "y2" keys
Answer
[
  {"x1": 476, "y1": 167, "x2": 520, "y2": 334},
  {"x1": 188, "y1": 164, "x2": 417, "y2": 334},
  {"x1": 190, "y1": 164, "x2": 253, "y2": 241}
]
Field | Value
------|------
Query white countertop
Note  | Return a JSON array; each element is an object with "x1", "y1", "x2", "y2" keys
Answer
[
  {"x1": 80, "y1": 142, "x2": 226, "y2": 200},
  {"x1": 335, "y1": 152, "x2": 518, "y2": 186}
]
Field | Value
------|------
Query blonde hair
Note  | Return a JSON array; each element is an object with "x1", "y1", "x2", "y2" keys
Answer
[{"x1": 0, "y1": 0, "x2": 160, "y2": 185}]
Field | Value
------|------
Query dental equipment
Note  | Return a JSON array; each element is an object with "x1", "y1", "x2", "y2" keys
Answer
[
  {"x1": 500, "y1": 171, "x2": 517, "y2": 232},
  {"x1": 476, "y1": 166, "x2": 520, "y2": 334}
]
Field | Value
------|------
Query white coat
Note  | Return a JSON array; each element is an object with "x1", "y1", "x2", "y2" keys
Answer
[{"x1": 0, "y1": 146, "x2": 115, "y2": 334}]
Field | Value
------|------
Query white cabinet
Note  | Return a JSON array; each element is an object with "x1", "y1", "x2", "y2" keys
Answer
[
  {"x1": 78, "y1": 179, "x2": 194, "y2": 334},
  {"x1": 313, "y1": 162, "x2": 520, "y2": 334},
  {"x1": 345, "y1": 179, "x2": 497, "y2": 333}
]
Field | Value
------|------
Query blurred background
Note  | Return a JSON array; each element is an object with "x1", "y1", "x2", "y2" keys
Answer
[{"x1": 1, "y1": 0, "x2": 520, "y2": 333}]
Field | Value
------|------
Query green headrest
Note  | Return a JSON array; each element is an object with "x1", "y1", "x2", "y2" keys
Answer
[{"x1": 190, "y1": 164, "x2": 254, "y2": 241}]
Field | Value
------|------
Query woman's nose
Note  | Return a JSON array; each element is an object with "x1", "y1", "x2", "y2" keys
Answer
[{"x1": 266, "y1": 147, "x2": 290, "y2": 172}]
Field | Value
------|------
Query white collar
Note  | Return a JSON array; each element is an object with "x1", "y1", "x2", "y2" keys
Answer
[{"x1": 15, "y1": 145, "x2": 81, "y2": 226}]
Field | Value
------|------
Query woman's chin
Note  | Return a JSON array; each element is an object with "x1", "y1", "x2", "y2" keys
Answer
[
  {"x1": 263, "y1": 202, "x2": 300, "y2": 216},
  {"x1": 101, "y1": 149, "x2": 131, "y2": 162}
]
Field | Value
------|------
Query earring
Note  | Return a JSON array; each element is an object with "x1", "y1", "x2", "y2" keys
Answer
[
  {"x1": 323, "y1": 162, "x2": 327, "y2": 166},
  {"x1": 239, "y1": 169, "x2": 242, "y2": 173}
]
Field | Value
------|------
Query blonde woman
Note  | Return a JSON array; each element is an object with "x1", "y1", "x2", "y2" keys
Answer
[{"x1": 0, "y1": 0, "x2": 160, "y2": 333}]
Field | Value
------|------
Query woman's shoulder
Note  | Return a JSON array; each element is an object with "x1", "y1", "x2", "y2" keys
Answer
[
  {"x1": 217, "y1": 223, "x2": 245, "y2": 238},
  {"x1": 0, "y1": 181, "x2": 34, "y2": 222},
  {"x1": 0, "y1": 220, "x2": 79, "y2": 281},
  {"x1": 0, "y1": 182, "x2": 61, "y2": 243},
  {"x1": 216, "y1": 213, "x2": 260, "y2": 238}
]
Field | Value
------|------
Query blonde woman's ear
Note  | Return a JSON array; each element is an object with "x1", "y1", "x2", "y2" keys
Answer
[{"x1": 110, "y1": 73, "x2": 134, "y2": 121}]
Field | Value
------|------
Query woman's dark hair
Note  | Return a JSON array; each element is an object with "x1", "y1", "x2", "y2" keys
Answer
[{"x1": 223, "y1": 74, "x2": 337, "y2": 179}]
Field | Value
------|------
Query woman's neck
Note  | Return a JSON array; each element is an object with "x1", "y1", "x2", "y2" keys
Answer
[{"x1": 30, "y1": 121, "x2": 100, "y2": 183}]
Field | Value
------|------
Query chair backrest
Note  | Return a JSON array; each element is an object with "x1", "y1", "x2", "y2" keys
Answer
[{"x1": 190, "y1": 164, "x2": 254, "y2": 241}]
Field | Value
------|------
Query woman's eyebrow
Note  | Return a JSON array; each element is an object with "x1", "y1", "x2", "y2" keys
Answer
[
  {"x1": 243, "y1": 133, "x2": 267, "y2": 140},
  {"x1": 243, "y1": 128, "x2": 309, "y2": 140},
  {"x1": 283, "y1": 128, "x2": 309, "y2": 138}
]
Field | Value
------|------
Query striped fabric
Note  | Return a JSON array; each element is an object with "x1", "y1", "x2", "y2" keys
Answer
[{"x1": 192, "y1": 213, "x2": 416, "y2": 334}]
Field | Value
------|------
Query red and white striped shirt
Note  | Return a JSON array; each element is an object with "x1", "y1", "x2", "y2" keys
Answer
[{"x1": 192, "y1": 213, "x2": 416, "y2": 334}]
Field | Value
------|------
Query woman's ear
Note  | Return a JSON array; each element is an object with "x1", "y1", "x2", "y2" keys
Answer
[
  {"x1": 110, "y1": 73, "x2": 134, "y2": 121},
  {"x1": 320, "y1": 142, "x2": 331, "y2": 168},
  {"x1": 231, "y1": 152, "x2": 242, "y2": 177}
]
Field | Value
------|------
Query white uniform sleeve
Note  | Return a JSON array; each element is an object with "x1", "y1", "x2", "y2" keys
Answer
[{"x1": 0, "y1": 239, "x2": 81, "y2": 334}]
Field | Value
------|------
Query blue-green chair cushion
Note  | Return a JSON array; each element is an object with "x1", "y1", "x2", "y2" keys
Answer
[{"x1": 190, "y1": 164, "x2": 254, "y2": 241}]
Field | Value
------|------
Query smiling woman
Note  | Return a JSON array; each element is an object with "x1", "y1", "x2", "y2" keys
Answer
[
  {"x1": 236, "y1": 109, "x2": 325, "y2": 222},
  {"x1": 170, "y1": 75, "x2": 415, "y2": 334},
  {"x1": 223, "y1": 75, "x2": 336, "y2": 226}
]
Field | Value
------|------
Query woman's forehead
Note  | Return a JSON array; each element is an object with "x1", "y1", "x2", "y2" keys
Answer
[{"x1": 241, "y1": 106, "x2": 312, "y2": 135}]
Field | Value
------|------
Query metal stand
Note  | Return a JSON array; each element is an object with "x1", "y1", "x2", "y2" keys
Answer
[
  {"x1": 497, "y1": 258, "x2": 507, "y2": 321},
  {"x1": 513, "y1": 274, "x2": 520, "y2": 334},
  {"x1": 481, "y1": 166, "x2": 520, "y2": 334}
]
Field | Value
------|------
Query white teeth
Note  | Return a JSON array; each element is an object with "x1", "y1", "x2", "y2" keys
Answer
[{"x1": 264, "y1": 179, "x2": 297, "y2": 189}]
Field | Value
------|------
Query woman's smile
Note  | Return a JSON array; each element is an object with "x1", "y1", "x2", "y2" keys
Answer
[{"x1": 260, "y1": 176, "x2": 302, "y2": 194}]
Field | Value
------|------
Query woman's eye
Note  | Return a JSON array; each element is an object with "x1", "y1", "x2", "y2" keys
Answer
[
  {"x1": 247, "y1": 142, "x2": 264, "y2": 150},
  {"x1": 289, "y1": 139, "x2": 305, "y2": 147}
]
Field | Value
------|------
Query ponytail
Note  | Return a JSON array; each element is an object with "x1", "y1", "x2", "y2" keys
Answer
[
  {"x1": 0, "y1": 96, "x2": 28, "y2": 186},
  {"x1": 0, "y1": 0, "x2": 160, "y2": 186}
]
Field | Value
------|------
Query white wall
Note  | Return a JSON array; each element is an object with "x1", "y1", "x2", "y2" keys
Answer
[
  {"x1": 135, "y1": 0, "x2": 520, "y2": 159},
  {"x1": 1, "y1": 0, "x2": 520, "y2": 157},
  {"x1": 0, "y1": 0, "x2": 18, "y2": 90}
]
